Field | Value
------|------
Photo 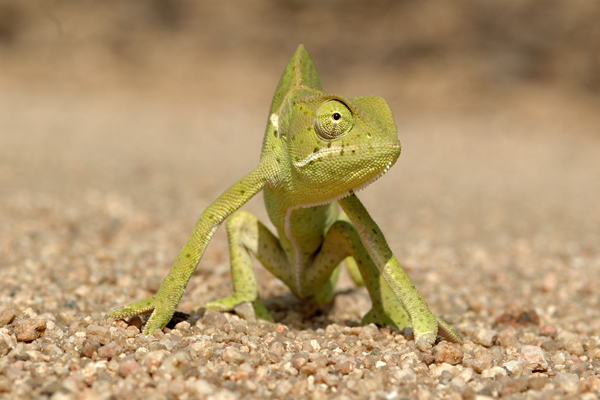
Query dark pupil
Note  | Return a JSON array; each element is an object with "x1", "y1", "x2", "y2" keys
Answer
[{"x1": 332, "y1": 112, "x2": 341, "y2": 121}]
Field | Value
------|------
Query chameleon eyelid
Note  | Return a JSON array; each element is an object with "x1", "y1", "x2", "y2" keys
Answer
[{"x1": 314, "y1": 100, "x2": 353, "y2": 140}]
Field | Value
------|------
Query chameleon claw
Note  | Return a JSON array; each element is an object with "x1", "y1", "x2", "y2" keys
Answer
[{"x1": 106, "y1": 295, "x2": 177, "y2": 335}]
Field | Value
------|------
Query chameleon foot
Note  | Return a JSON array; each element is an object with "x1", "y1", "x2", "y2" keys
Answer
[
  {"x1": 361, "y1": 308, "x2": 462, "y2": 344},
  {"x1": 106, "y1": 295, "x2": 177, "y2": 335},
  {"x1": 436, "y1": 316, "x2": 463, "y2": 344},
  {"x1": 411, "y1": 314, "x2": 463, "y2": 345}
]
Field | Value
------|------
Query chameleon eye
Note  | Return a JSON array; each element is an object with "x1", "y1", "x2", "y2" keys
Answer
[{"x1": 314, "y1": 100, "x2": 353, "y2": 140}]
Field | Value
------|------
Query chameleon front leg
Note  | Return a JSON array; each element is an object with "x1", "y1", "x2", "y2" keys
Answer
[
  {"x1": 338, "y1": 194, "x2": 462, "y2": 345},
  {"x1": 106, "y1": 165, "x2": 270, "y2": 334},
  {"x1": 310, "y1": 219, "x2": 411, "y2": 329},
  {"x1": 199, "y1": 209, "x2": 291, "y2": 322}
]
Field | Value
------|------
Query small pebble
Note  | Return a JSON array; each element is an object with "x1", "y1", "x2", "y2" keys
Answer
[
  {"x1": 269, "y1": 341, "x2": 285, "y2": 355},
  {"x1": 541, "y1": 339, "x2": 560, "y2": 351},
  {"x1": 336, "y1": 357, "x2": 356, "y2": 374},
  {"x1": 432, "y1": 341, "x2": 464, "y2": 365},
  {"x1": 582, "y1": 338, "x2": 597, "y2": 351},
  {"x1": 473, "y1": 352, "x2": 494, "y2": 373},
  {"x1": 481, "y1": 366, "x2": 507, "y2": 379},
  {"x1": 430, "y1": 362, "x2": 459, "y2": 378},
  {"x1": 0, "y1": 333, "x2": 12, "y2": 356},
  {"x1": 394, "y1": 368, "x2": 417, "y2": 386},
  {"x1": 202, "y1": 309, "x2": 228, "y2": 328},
  {"x1": 556, "y1": 330, "x2": 579, "y2": 345},
  {"x1": 0, "y1": 308, "x2": 16, "y2": 327},
  {"x1": 459, "y1": 368, "x2": 474, "y2": 382},
  {"x1": 118, "y1": 356, "x2": 140, "y2": 377},
  {"x1": 554, "y1": 372, "x2": 579, "y2": 394},
  {"x1": 157, "y1": 351, "x2": 192, "y2": 377},
  {"x1": 222, "y1": 346, "x2": 245, "y2": 364},
  {"x1": 496, "y1": 328, "x2": 518, "y2": 348},
  {"x1": 14, "y1": 319, "x2": 46, "y2": 342},
  {"x1": 551, "y1": 351, "x2": 567, "y2": 365},
  {"x1": 540, "y1": 324, "x2": 558, "y2": 337},
  {"x1": 300, "y1": 363, "x2": 317, "y2": 375},
  {"x1": 97, "y1": 342, "x2": 124, "y2": 360},
  {"x1": 564, "y1": 341, "x2": 585, "y2": 356},
  {"x1": 211, "y1": 388, "x2": 239, "y2": 400},
  {"x1": 494, "y1": 306, "x2": 539, "y2": 327},
  {"x1": 143, "y1": 350, "x2": 168, "y2": 374},
  {"x1": 527, "y1": 376, "x2": 549, "y2": 391},
  {"x1": 0, "y1": 377, "x2": 11, "y2": 393},
  {"x1": 471, "y1": 327, "x2": 497, "y2": 347},
  {"x1": 500, "y1": 377, "x2": 529, "y2": 396},
  {"x1": 274, "y1": 380, "x2": 292, "y2": 397},
  {"x1": 518, "y1": 345, "x2": 548, "y2": 371},
  {"x1": 502, "y1": 360, "x2": 523, "y2": 376},
  {"x1": 359, "y1": 324, "x2": 380, "y2": 340},
  {"x1": 233, "y1": 302, "x2": 257, "y2": 323},
  {"x1": 80, "y1": 339, "x2": 100, "y2": 358},
  {"x1": 87, "y1": 324, "x2": 111, "y2": 345},
  {"x1": 193, "y1": 380, "x2": 215, "y2": 396},
  {"x1": 290, "y1": 353, "x2": 308, "y2": 370}
]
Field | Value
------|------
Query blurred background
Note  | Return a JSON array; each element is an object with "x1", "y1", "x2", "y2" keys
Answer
[
  {"x1": 2, "y1": 0, "x2": 600, "y2": 102},
  {"x1": 0, "y1": 0, "x2": 599, "y2": 247},
  {"x1": 2, "y1": 0, "x2": 599, "y2": 233},
  {"x1": 1, "y1": 0, "x2": 600, "y2": 331}
]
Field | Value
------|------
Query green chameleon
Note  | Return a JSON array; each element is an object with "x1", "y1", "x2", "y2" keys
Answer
[{"x1": 107, "y1": 45, "x2": 462, "y2": 346}]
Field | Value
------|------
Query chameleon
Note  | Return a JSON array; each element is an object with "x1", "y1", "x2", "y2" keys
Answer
[{"x1": 107, "y1": 45, "x2": 462, "y2": 346}]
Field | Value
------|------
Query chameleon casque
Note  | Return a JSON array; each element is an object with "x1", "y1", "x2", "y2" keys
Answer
[{"x1": 107, "y1": 45, "x2": 462, "y2": 346}]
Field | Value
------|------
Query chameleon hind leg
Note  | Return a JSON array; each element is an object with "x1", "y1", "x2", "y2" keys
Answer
[
  {"x1": 199, "y1": 210, "x2": 291, "y2": 322},
  {"x1": 337, "y1": 210, "x2": 365, "y2": 288}
]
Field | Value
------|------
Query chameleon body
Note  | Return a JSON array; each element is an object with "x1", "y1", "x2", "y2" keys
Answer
[{"x1": 107, "y1": 45, "x2": 462, "y2": 345}]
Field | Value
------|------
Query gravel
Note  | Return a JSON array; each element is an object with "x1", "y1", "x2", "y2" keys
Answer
[{"x1": 0, "y1": 288, "x2": 599, "y2": 399}]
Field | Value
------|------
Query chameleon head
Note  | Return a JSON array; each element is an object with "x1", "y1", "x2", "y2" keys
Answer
[{"x1": 285, "y1": 94, "x2": 401, "y2": 205}]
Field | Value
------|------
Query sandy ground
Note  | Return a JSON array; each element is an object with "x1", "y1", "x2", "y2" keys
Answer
[{"x1": 1, "y1": 2, "x2": 600, "y2": 399}]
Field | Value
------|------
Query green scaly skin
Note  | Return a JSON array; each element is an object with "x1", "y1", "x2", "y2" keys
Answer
[{"x1": 106, "y1": 45, "x2": 462, "y2": 346}]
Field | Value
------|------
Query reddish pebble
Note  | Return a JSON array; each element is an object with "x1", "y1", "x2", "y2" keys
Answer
[
  {"x1": 87, "y1": 324, "x2": 111, "y2": 345},
  {"x1": 433, "y1": 341, "x2": 464, "y2": 365},
  {"x1": 118, "y1": 357, "x2": 140, "y2": 377},
  {"x1": 143, "y1": 350, "x2": 168, "y2": 374},
  {"x1": 473, "y1": 352, "x2": 494, "y2": 373},
  {"x1": 202, "y1": 309, "x2": 228, "y2": 328},
  {"x1": 14, "y1": 319, "x2": 46, "y2": 342},
  {"x1": 97, "y1": 342, "x2": 124, "y2": 360},
  {"x1": 222, "y1": 346, "x2": 244, "y2": 364},
  {"x1": 291, "y1": 353, "x2": 308, "y2": 370},
  {"x1": 157, "y1": 352, "x2": 193, "y2": 377},
  {"x1": 540, "y1": 324, "x2": 557, "y2": 337},
  {"x1": 518, "y1": 345, "x2": 548, "y2": 371},
  {"x1": 336, "y1": 357, "x2": 357, "y2": 374},
  {"x1": 0, "y1": 308, "x2": 16, "y2": 327},
  {"x1": 80, "y1": 339, "x2": 100, "y2": 358},
  {"x1": 494, "y1": 305, "x2": 540, "y2": 327}
]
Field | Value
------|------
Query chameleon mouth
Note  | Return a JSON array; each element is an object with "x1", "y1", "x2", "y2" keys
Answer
[
  {"x1": 293, "y1": 142, "x2": 400, "y2": 169},
  {"x1": 291, "y1": 142, "x2": 400, "y2": 208},
  {"x1": 296, "y1": 158, "x2": 395, "y2": 208},
  {"x1": 351, "y1": 159, "x2": 394, "y2": 194}
]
